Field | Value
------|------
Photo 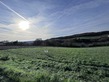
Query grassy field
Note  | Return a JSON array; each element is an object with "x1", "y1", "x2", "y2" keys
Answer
[{"x1": 0, "y1": 46, "x2": 109, "y2": 82}]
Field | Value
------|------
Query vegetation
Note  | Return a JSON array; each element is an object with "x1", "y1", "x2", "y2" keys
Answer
[
  {"x1": 0, "y1": 46, "x2": 109, "y2": 82},
  {"x1": 44, "y1": 31, "x2": 109, "y2": 47},
  {"x1": 1, "y1": 31, "x2": 109, "y2": 47}
]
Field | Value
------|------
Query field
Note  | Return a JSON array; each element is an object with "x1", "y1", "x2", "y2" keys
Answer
[{"x1": 0, "y1": 46, "x2": 109, "y2": 82}]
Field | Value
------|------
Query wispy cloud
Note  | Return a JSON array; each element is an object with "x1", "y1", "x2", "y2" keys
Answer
[
  {"x1": 0, "y1": 0, "x2": 28, "y2": 21},
  {"x1": 0, "y1": 27, "x2": 11, "y2": 31},
  {"x1": 50, "y1": 0, "x2": 109, "y2": 20},
  {"x1": 49, "y1": 0, "x2": 109, "y2": 37},
  {"x1": 0, "y1": 0, "x2": 109, "y2": 40}
]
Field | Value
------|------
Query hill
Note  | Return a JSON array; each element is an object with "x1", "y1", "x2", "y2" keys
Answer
[
  {"x1": 51, "y1": 31, "x2": 109, "y2": 39},
  {"x1": 43, "y1": 31, "x2": 109, "y2": 47},
  {"x1": 1, "y1": 31, "x2": 109, "y2": 47}
]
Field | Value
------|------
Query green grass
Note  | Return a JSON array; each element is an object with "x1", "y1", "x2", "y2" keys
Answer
[{"x1": 0, "y1": 46, "x2": 109, "y2": 82}]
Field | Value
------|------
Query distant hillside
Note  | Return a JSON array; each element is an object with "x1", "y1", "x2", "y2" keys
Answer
[
  {"x1": 51, "y1": 31, "x2": 109, "y2": 39},
  {"x1": 44, "y1": 31, "x2": 109, "y2": 47},
  {"x1": 1, "y1": 31, "x2": 109, "y2": 47}
]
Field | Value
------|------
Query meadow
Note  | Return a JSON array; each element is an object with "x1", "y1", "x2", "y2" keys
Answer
[{"x1": 0, "y1": 46, "x2": 109, "y2": 82}]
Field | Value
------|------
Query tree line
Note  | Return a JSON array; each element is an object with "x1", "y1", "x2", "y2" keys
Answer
[{"x1": 1, "y1": 31, "x2": 109, "y2": 47}]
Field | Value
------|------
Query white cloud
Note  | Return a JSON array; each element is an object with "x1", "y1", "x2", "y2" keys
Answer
[
  {"x1": 50, "y1": 0, "x2": 109, "y2": 20},
  {"x1": 0, "y1": 14, "x2": 53, "y2": 41}
]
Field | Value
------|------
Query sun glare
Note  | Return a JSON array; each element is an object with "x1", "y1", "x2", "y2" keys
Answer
[{"x1": 18, "y1": 21, "x2": 30, "y2": 30}]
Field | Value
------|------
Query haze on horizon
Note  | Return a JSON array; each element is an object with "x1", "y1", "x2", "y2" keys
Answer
[{"x1": 0, "y1": 0, "x2": 109, "y2": 41}]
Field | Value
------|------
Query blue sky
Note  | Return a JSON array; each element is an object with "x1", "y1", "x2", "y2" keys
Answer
[{"x1": 0, "y1": 0, "x2": 109, "y2": 41}]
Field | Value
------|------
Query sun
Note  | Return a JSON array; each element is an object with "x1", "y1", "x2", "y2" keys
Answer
[{"x1": 18, "y1": 21, "x2": 30, "y2": 30}]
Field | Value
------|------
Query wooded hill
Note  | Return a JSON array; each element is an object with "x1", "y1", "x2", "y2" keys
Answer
[
  {"x1": 1, "y1": 31, "x2": 109, "y2": 47},
  {"x1": 43, "y1": 31, "x2": 109, "y2": 47}
]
